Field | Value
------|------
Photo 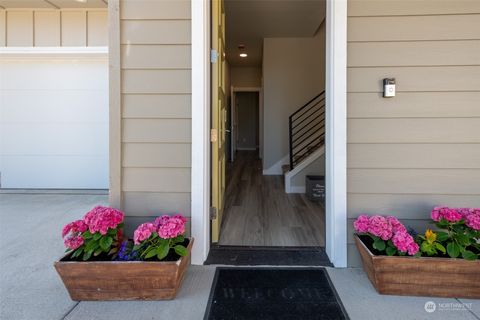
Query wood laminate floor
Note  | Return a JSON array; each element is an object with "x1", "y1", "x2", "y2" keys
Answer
[{"x1": 218, "y1": 151, "x2": 326, "y2": 247}]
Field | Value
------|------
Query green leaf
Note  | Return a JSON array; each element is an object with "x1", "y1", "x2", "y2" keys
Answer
[
  {"x1": 144, "y1": 247, "x2": 158, "y2": 259},
  {"x1": 385, "y1": 246, "x2": 396, "y2": 256},
  {"x1": 373, "y1": 239, "x2": 386, "y2": 251},
  {"x1": 172, "y1": 235, "x2": 185, "y2": 244},
  {"x1": 84, "y1": 239, "x2": 99, "y2": 252},
  {"x1": 71, "y1": 249, "x2": 81, "y2": 258},
  {"x1": 93, "y1": 233, "x2": 102, "y2": 241},
  {"x1": 156, "y1": 241, "x2": 170, "y2": 260},
  {"x1": 436, "y1": 220, "x2": 449, "y2": 228},
  {"x1": 99, "y1": 236, "x2": 113, "y2": 251},
  {"x1": 436, "y1": 231, "x2": 449, "y2": 242},
  {"x1": 462, "y1": 250, "x2": 477, "y2": 261},
  {"x1": 420, "y1": 241, "x2": 429, "y2": 251},
  {"x1": 82, "y1": 231, "x2": 93, "y2": 239},
  {"x1": 446, "y1": 242, "x2": 460, "y2": 258},
  {"x1": 94, "y1": 248, "x2": 103, "y2": 256},
  {"x1": 434, "y1": 243, "x2": 446, "y2": 254},
  {"x1": 82, "y1": 250, "x2": 93, "y2": 261}
]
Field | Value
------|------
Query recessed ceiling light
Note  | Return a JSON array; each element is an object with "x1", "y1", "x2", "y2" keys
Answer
[
  {"x1": 75, "y1": 0, "x2": 87, "y2": 3},
  {"x1": 239, "y1": 53, "x2": 248, "y2": 58}
]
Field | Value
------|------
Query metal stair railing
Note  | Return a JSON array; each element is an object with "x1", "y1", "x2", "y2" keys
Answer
[{"x1": 288, "y1": 91, "x2": 326, "y2": 170}]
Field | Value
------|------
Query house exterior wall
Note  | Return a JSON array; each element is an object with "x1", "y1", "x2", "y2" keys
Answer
[
  {"x1": 115, "y1": 0, "x2": 192, "y2": 235},
  {"x1": 346, "y1": 0, "x2": 480, "y2": 266},
  {"x1": 0, "y1": 9, "x2": 107, "y2": 47},
  {"x1": 110, "y1": 0, "x2": 480, "y2": 262}
]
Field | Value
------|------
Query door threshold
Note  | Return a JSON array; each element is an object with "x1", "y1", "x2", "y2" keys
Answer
[{"x1": 205, "y1": 245, "x2": 332, "y2": 266}]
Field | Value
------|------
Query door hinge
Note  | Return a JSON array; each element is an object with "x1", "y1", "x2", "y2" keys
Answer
[
  {"x1": 210, "y1": 207, "x2": 217, "y2": 220},
  {"x1": 210, "y1": 49, "x2": 218, "y2": 63},
  {"x1": 210, "y1": 128, "x2": 218, "y2": 142}
]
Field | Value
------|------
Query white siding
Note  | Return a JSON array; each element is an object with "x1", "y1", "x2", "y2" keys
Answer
[{"x1": 0, "y1": 9, "x2": 107, "y2": 47}]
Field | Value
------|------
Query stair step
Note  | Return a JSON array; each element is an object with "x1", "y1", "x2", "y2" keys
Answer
[{"x1": 282, "y1": 164, "x2": 290, "y2": 175}]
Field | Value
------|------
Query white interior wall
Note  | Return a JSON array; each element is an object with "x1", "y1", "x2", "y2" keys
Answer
[
  {"x1": 230, "y1": 67, "x2": 262, "y2": 87},
  {"x1": 262, "y1": 23, "x2": 326, "y2": 173}
]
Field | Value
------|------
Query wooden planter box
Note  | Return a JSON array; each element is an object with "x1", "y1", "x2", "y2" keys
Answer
[
  {"x1": 54, "y1": 238, "x2": 193, "y2": 301},
  {"x1": 354, "y1": 235, "x2": 480, "y2": 298}
]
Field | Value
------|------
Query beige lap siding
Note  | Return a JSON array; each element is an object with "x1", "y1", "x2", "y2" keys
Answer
[
  {"x1": 119, "y1": 0, "x2": 192, "y2": 235},
  {"x1": 347, "y1": 0, "x2": 480, "y2": 266}
]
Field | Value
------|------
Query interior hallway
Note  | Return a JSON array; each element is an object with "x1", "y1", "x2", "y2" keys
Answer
[{"x1": 218, "y1": 151, "x2": 325, "y2": 246}]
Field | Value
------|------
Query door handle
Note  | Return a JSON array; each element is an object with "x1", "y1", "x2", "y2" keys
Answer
[{"x1": 225, "y1": 129, "x2": 231, "y2": 133}]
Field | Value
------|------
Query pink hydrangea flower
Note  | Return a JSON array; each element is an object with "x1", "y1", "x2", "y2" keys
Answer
[
  {"x1": 443, "y1": 208, "x2": 462, "y2": 222},
  {"x1": 407, "y1": 242, "x2": 419, "y2": 256},
  {"x1": 463, "y1": 208, "x2": 480, "y2": 231},
  {"x1": 431, "y1": 206, "x2": 443, "y2": 221},
  {"x1": 133, "y1": 222, "x2": 157, "y2": 245},
  {"x1": 392, "y1": 230, "x2": 417, "y2": 255},
  {"x1": 431, "y1": 206, "x2": 462, "y2": 223},
  {"x1": 62, "y1": 219, "x2": 88, "y2": 238},
  {"x1": 64, "y1": 235, "x2": 84, "y2": 250},
  {"x1": 387, "y1": 216, "x2": 407, "y2": 234},
  {"x1": 153, "y1": 215, "x2": 171, "y2": 228},
  {"x1": 353, "y1": 215, "x2": 370, "y2": 233},
  {"x1": 172, "y1": 214, "x2": 187, "y2": 224},
  {"x1": 158, "y1": 216, "x2": 186, "y2": 239},
  {"x1": 83, "y1": 206, "x2": 124, "y2": 235},
  {"x1": 368, "y1": 215, "x2": 393, "y2": 240}
]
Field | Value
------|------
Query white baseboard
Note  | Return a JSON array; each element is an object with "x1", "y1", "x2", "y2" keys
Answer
[
  {"x1": 285, "y1": 146, "x2": 325, "y2": 193},
  {"x1": 262, "y1": 154, "x2": 289, "y2": 175},
  {"x1": 288, "y1": 186, "x2": 306, "y2": 194}
]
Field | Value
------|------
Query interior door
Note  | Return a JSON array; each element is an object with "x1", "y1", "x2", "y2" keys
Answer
[{"x1": 211, "y1": 0, "x2": 226, "y2": 242}]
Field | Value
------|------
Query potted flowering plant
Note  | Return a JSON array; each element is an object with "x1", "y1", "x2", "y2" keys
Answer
[
  {"x1": 354, "y1": 207, "x2": 480, "y2": 299},
  {"x1": 132, "y1": 215, "x2": 189, "y2": 260},
  {"x1": 55, "y1": 208, "x2": 193, "y2": 301},
  {"x1": 61, "y1": 206, "x2": 124, "y2": 260}
]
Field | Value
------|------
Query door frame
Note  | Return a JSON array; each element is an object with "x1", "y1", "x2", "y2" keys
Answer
[
  {"x1": 230, "y1": 87, "x2": 263, "y2": 161},
  {"x1": 191, "y1": 0, "x2": 348, "y2": 267}
]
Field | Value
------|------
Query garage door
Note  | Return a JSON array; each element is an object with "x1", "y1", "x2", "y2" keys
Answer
[{"x1": 0, "y1": 54, "x2": 108, "y2": 189}]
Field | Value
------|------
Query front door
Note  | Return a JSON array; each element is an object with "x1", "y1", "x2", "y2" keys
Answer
[{"x1": 211, "y1": 0, "x2": 226, "y2": 242}]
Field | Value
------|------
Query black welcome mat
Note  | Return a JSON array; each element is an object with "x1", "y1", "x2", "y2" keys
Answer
[
  {"x1": 205, "y1": 246, "x2": 332, "y2": 266},
  {"x1": 204, "y1": 268, "x2": 348, "y2": 320}
]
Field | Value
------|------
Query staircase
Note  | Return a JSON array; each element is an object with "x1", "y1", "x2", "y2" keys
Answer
[{"x1": 284, "y1": 91, "x2": 326, "y2": 193}]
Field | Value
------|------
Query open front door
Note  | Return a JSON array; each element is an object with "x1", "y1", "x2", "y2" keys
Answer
[{"x1": 211, "y1": 0, "x2": 226, "y2": 242}]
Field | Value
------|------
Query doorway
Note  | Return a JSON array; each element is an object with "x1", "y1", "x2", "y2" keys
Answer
[
  {"x1": 230, "y1": 89, "x2": 262, "y2": 161},
  {"x1": 211, "y1": 0, "x2": 327, "y2": 250},
  {"x1": 192, "y1": 0, "x2": 348, "y2": 266}
]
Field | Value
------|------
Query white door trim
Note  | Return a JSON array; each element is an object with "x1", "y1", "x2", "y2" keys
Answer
[
  {"x1": 325, "y1": 0, "x2": 348, "y2": 267},
  {"x1": 191, "y1": 0, "x2": 348, "y2": 267},
  {"x1": 191, "y1": 0, "x2": 211, "y2": 265}
]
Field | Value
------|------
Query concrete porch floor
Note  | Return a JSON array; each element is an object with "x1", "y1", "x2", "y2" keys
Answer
[{"x1": 0, "y1": 194, "x2": 478, "y2": 320}]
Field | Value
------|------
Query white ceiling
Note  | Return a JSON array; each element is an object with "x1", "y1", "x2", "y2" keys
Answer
[
  {"x1": 225, "y1": 0, "x2": 326, "y2": 67},
  {"x1": 0, "y1": 0, "x2": 107, "y2": 9}
]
